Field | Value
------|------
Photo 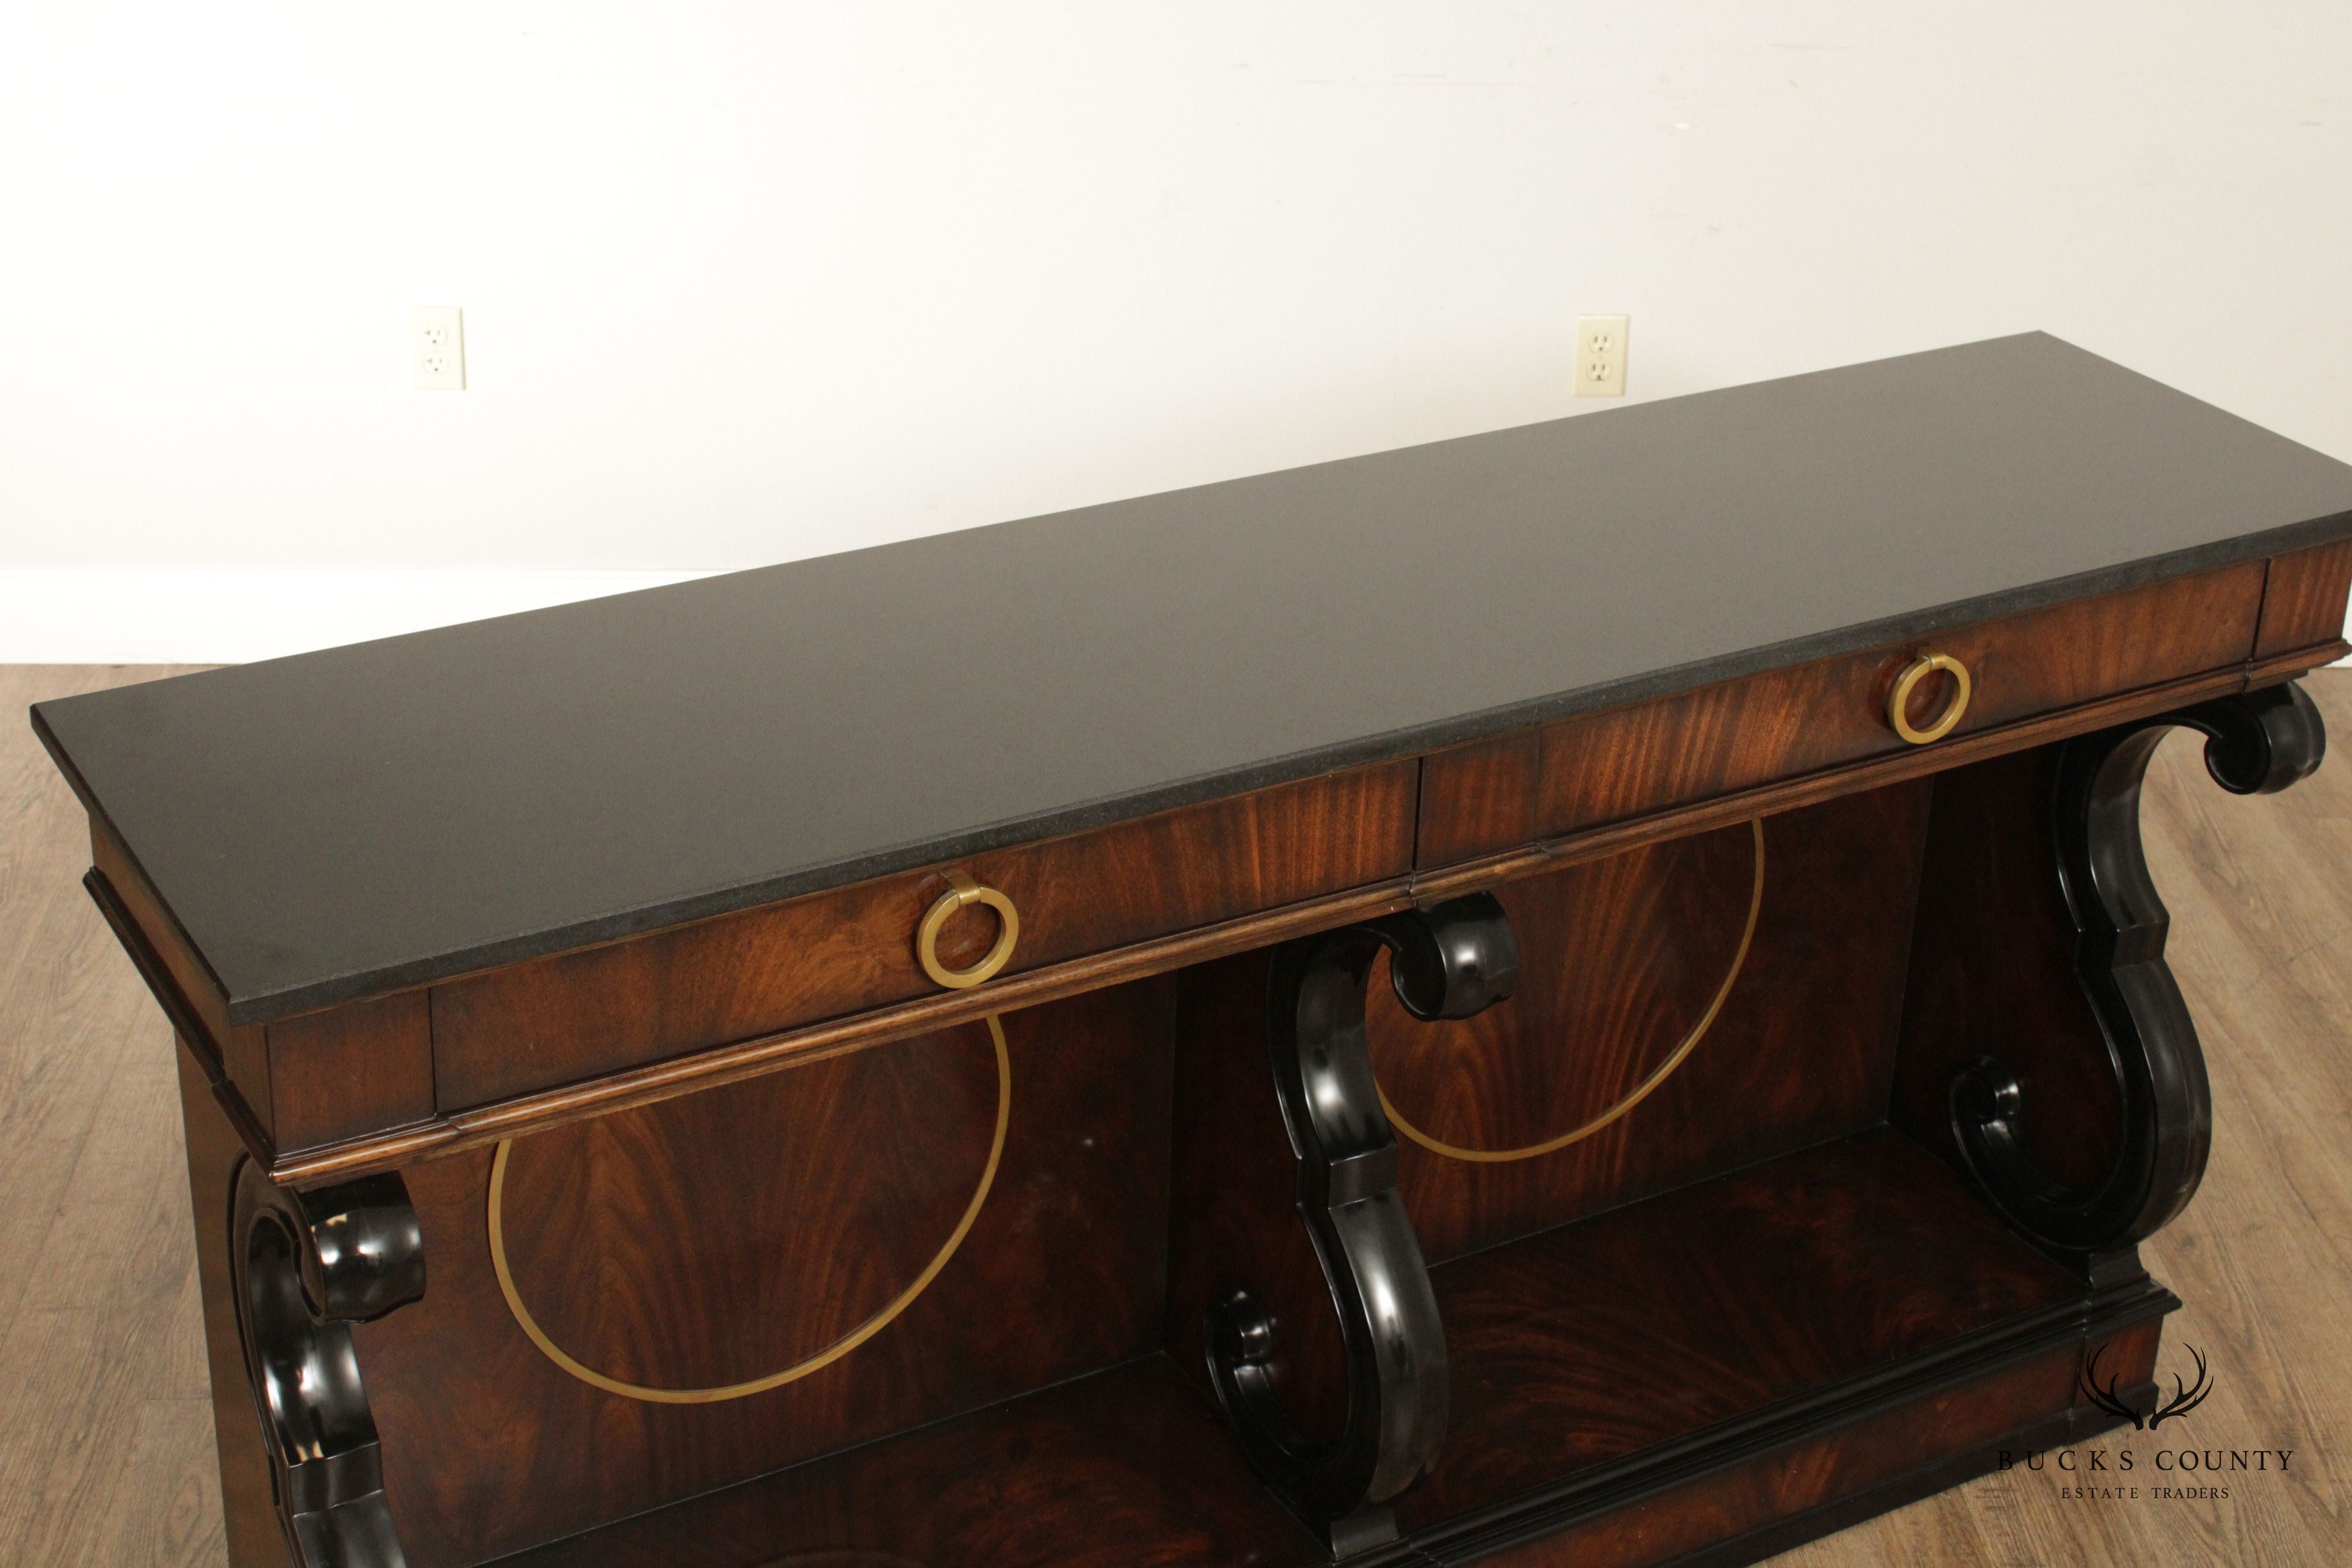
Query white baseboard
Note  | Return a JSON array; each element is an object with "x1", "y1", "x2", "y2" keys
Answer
[{"x1": 0, "y1": 569, "x2": 720, "y2": 664}]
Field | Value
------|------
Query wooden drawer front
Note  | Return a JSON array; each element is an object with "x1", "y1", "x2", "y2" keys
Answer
[
  {"x1": 1419, "y1": 561, "x2": 2265, "y2": 867},
  {"x1": 431, "y1": 759, "x2": 1419, "y2": 1108},
  {"x1": 2257, "y1": 539, "x2": 2352, "y2": 658}
]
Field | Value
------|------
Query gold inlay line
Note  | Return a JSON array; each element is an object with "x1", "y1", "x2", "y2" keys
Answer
[
  {"x1": 487, "y1": 1014, "x2": 1011, "y2": 1405},
  {"x1": 1380, "y1": 818, "x2": 1765, "y2": 1164}
]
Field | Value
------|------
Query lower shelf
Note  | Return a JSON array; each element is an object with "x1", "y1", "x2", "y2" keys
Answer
[
  {"x1": 1403, "y1": 1129, "x2": 2164, "y2": 1563},
  {"x1": 491, "y1": 1358, "x2": 1316, "y2": 1567},
  {"x1": 491, "y1": 1131, "x2": 2163, "y2": 1568}
]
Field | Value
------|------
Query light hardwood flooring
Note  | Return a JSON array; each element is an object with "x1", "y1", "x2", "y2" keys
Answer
[{"x1": 2, "y1": 663, "x2": 2348, "y2": 1566}]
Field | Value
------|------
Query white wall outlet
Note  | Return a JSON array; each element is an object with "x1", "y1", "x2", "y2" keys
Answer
[
  {"x1": 411, "y1": 306, "x2": 466, "y2": 390},
  {"x1": 1574, "y1": 314, "x2": 1628, "y2": 398}
]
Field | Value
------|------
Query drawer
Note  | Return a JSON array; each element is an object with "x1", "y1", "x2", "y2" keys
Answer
[
  {"x1": 1418, "y1": 560, "x2": 2266, "y2": 867},
  {"x1": 2256, "y1": 538, "x2": 2352, "y2": 658},
  {"x1": 430, "y1": 759, "x2": 1419, "y2": 1108}
]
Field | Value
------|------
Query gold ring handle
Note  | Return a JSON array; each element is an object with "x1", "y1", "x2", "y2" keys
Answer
[
  {"x1": 916, "y1": 872, "x2": 1020, "y2": 989},
  {"x1": 488, "y1": 1015, "x2": 1011, "y2": 1404},
  {"x1": 1887, "y1": 651, "x2": 1972, "y2": 745},
  {"x1": 1380, "y1": 819, "x2": 1765, "y2": 1164}
]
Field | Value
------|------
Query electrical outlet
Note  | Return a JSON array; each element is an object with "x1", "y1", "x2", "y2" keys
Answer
[
  {"x1": 1575, "y1": 314, "x2": 1628, "y2": 398},
  {"x1": 411, "y1": 306, "x2": 466, "y2": 390}
]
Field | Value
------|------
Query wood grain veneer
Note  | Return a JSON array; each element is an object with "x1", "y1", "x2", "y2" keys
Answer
[
  {"x1": 429, "y1": 760, "x2": 1416, "y2": 1109},
  {"x1": 1374, "y1": 784, "x2": 1932, "y2": 1265},
  {"x1": 1458, "y1": 1350, "x2": 2092, "y2": 1568},
  {"x1": 1164, "y1": 947, "x2": 1354, "y2": 1453},
  {"x1": 491, "y1": 1358, "x2": 1318, "y2": 1567},
  {"x1": 463, "y1": 1128, "x2": 2164, "y2": 1568},
  {"x1": 263, "y1": 994, "x2": 434, "y2": 1154},
  {"x1": 1400, "y1": 1131, "x2": 2083, "y2": 1530},
  {"x1": 2256, "y1": 540, "x2": 2352, "y2": 658},
  {"x1": 1451, "y1": 1311, "x2": 2171, "y2": 1567},
  {"x1": 1892, "y1": 748, "x2": 2124, "y2": 1190},
  {"x1": 1418, "y1": 561, "x2": 2267, "y2": 867},
  {"x1": 469, "y1": 1129, "x2": 2157, "y2": 1568},
  {"x1": 358, "y1": 982, "x2": 1177, "y2": 1567},
  {"x1": 257, "y1": 646, "x2": 2347, "y2": 1190}
]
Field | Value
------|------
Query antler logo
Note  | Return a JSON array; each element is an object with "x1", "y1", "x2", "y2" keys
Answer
[{"x1": 2078, "y1": 1342, "x2": 2214, "y2": 1430}]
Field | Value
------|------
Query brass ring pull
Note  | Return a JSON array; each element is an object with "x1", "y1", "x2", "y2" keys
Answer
[
  {"x1": 1888, "y1": 651, "x2": 1972, "y2": 745},
  {"x1": 916, "y1": 872, "x2": 1020, "y2": 989},
  {"x1": 1380, "y1": 819, "x2": 1765, "y2": 1164},
  {"x1": 488, "y1": 1015, "x2": 1011, "y2": 1404}
]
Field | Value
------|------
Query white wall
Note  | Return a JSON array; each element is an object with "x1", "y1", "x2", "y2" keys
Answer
[{"x1": 4, "y1": 4, "x2": 2349, "y2": 659}]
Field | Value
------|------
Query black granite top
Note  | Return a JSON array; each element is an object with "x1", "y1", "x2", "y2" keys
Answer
[{"x1": 34, "y1": 334, "x2": 2352, "y2": 1023}]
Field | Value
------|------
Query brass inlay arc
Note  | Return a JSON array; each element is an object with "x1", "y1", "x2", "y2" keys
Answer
[
  {"x1": 1378, "y1": 818, "x2": 1766, "y2": 1164},
  {"x1": 487, "y1": 1015, "x2": 1011, "y2": 1405}
]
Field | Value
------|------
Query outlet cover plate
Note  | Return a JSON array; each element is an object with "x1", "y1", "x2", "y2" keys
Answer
[
  {"x1": 1575, "y1": 313, "x2": 1628, "y2": 398},
  {"x1": 412, "y1": 306, "x2": 466, "y2": 391}
]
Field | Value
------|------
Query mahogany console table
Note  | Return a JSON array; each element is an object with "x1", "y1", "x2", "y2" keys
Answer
[{"x1": 35, "y1": 333, "x2": 2352, "y2": 1568}]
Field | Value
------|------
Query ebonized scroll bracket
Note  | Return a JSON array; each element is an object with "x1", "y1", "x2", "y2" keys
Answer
[
  {"x1": 228, "y1": 1163, "x2": 427, "y2": 1568},
  {"x1": 1949, "y1": 681, "x2": 2324, "y2": 1265},
  {"x1": 1207, "y1": 893, "x2": 1518, "y2": 1557}
]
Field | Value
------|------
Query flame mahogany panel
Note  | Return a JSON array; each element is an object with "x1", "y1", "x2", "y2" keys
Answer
[
  {"x1": 491, "y1": 1360, "x2": 1317, "y2": 1568},
  {"x1": 430, "y1": 761, "x2": 1416, "y2": 1110},
  {"x1": 1891, "y1": 748, "x2": 2122, "y2": 1190},
  {"x1": 1454, "y1": 1306, "x2": 2172, "y2": 1568},
  {"x1": 491, "y1": 1024, "x2": 1002, "y2": 1391},
  {"x1": 1400, "y1": 1131, "x2": 2081, "y2": 1531},
  {"x1": 2256, "y1": 539, "x2": 2352, "y2": 658},
  {"x1": 1464, "y1": 1345, "x2": 2086, "y2": 1568},
  {"x1": 1418, "y1": 563, "x2": 2266, "y2": 867},
  {"x1": 1372, "y1": 782, "x2": 1933, "y2": 1265},
  {"x1": 264, "y1": 992, "x2": 435, "y2": 1154},
  {"x1": 484, "y1": 1330, "x2": 2151, "y2": 1568},
  {"x1": 355, "y1": 982, "x2": 1176, "y2": 1568},
  {"x1": 1162, "y1": 948, "x2": 1354, "y2": 1452}
]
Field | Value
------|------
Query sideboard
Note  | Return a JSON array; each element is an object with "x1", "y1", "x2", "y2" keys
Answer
[{"x1": 33, "y1": 332, "x2": 2352, "y2": 1567}]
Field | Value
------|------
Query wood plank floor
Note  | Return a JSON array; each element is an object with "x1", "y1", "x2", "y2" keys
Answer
[{"x1": 2, "y1": 662, "x2": 2348, "y2": 1567}]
